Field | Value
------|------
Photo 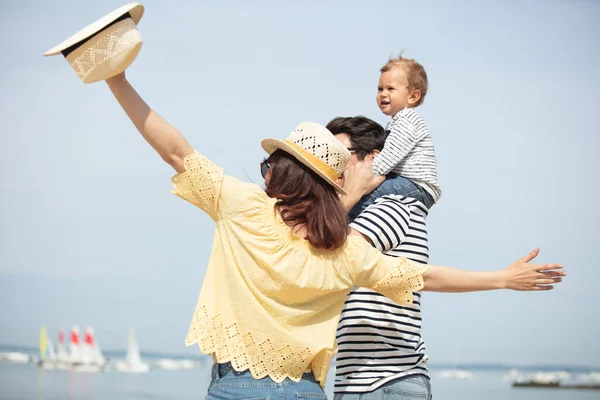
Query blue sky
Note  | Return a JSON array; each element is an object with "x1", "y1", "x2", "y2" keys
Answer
[{"x1": 1, "y1": 0, "x2": 599, "y2": 366}]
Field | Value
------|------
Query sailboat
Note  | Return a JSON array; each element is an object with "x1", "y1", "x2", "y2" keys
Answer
[
  {"x1": 69, "y1": 326, "x2": 83, "y2": 365},
  {"x1": 71, "y1": 326, "x2": 108, "y2": 372},
  {"x1": 114, "y1": 328, "x2": 150, "y2": 373},
  {"x1": 438, "y1": 369, "x2": 474, "y2": 380},
  {"x1": 437, "y1": 347, "x2": 474, "y2": 380},
  {"x1": 83, "y1": 326, "x2": 107, "y2": 369},
  {"x1": 37, "y1": 325, "x2": 57, "y2": 369},
  {"x1": 56, "y1": 328, "x2": 71, "y2": 369}
]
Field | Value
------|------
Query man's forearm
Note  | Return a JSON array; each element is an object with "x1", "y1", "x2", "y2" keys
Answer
[
  {"x1": 106, "y1": 76, "x2": 193, "y2": 173},
  {"x1": 422, "y1": 265, "x2": 506, "y2": 293}
]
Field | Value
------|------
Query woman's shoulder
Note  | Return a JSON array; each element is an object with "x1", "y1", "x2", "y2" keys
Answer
[
  {"x1": 222, "y1": 175, "x2": 266, "y2": 195},
  {"x1": 340, "y1": 235, "x2": 368, "y2": 256},
  {"x1": 219, "y1": 175, "x2": 275, "y2": 218}
]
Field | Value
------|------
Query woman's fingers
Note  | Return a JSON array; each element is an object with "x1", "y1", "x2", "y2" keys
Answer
[
  {"x1": 536, "y1": 278, "x2": 561, "y2": 285},
  {"x1": 536, "y1": 263, "x2": 563, "y2": 272},
  {"x1": 538, "y1": 270, "x2": 564, "y2": 278},
  {"x1": 507, "y1": 253, "x2": 565, "y2": 291},
  {"x1": 526, "y1": 263, "x2": 565, "y2": 274},
  {"x1": 517, "y1": 248, "x2": 540, "y2": 264}
]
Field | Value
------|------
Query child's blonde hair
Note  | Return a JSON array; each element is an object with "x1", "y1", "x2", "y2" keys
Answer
[{"x1": 381, "y1": 52, "x2": 428, "y2": 107}]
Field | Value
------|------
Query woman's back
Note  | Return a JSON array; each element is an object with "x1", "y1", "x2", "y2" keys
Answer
[{"x1": 172, "y1": 152, "x2": 426, "y2": 387}]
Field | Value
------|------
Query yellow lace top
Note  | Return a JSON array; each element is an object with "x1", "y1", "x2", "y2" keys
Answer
[{"x1": 170, "y1": 151, "x2": 428, "y2": 388}]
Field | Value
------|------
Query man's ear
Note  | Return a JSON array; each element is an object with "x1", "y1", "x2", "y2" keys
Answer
[{"x1": 367, "y1": 150, "x2": 380, "y2": 160}]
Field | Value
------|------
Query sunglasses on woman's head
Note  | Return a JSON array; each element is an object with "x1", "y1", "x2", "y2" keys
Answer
[{"x1": 260, "y1": 161, "x2": 270, "y2": 179}]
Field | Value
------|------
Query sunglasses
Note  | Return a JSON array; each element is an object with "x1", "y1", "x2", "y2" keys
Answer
[{"x1": 260, "y1": 161, "x2": 270, "y2": 179}]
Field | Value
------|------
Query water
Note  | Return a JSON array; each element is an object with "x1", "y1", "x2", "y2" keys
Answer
[
  {"x1": 428, "y1": 371, "x2": 599, "y2": 400},
  {"x1": 1, "y1": 362, "x2": 598, "y2": 400}
]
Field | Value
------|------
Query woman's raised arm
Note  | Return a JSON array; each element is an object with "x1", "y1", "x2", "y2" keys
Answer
[{"x1": 106, "y1": 72, "x2": 194, "y2": 173}]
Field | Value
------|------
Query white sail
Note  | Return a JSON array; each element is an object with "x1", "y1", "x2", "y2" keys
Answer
[
  {"x1": 114, "y1": 328, "x2": 150, "y2": 373},
  {"x1": 47, "y1": 340, "x2": 57, "y2": 362},
  {"x1": 126, "y1": 328, "x2": 142, "y2": 365},
  {"x1": 93, "y1": 340, "x2": 106, "y2": 365}
]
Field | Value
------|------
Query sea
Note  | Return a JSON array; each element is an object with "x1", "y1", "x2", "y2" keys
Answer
[{"x1": 1, "y1": 354, "x2": 598, "y2": 400}]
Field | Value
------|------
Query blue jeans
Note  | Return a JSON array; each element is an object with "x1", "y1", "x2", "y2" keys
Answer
[
  {"x1": 206, "y1": 362, "x2": 327, "y2": 400},
  {"x1": 349, "y1": 175, "x2": 434, "y2": 220},
  {"x1": 334, "y1": 375, "x2": 432, "y2": 400}
]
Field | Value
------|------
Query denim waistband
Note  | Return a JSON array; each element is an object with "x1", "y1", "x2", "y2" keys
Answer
[
  {"x1": 211, "y1": 362, "x2": 238, "y2": 380},
  {"x1": 211, "y1": 362, "x2": 317, "y2": 383}
]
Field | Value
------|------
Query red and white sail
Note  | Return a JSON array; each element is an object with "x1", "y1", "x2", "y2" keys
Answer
[
  {"x1": 69, "y1": 326, "x2": 82, "y2": 364},
  {"x1": 57, "y1": 328, "x2": 70, "y2": 363},
  {"x1": 83, "y1": 326, "x2": 105, "y2": 365}
]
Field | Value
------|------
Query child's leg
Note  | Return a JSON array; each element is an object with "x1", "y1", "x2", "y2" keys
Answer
[
  {"x1": 373, "y1": 175, "x2": 435, "y2": 209},
  {"x1": 348, "y1": 175, "x2": 433, "y2": 220},
  {"x1": 348, "y1": 192, "x2": 376, "y2": 221}
]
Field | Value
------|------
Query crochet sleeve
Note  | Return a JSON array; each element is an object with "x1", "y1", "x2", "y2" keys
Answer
[
  {"x1": 347, "y1": 237, "x2": 428, "y2": 304},
  {"x1": 170, "y1": 151, "x2": 224, "y2": 220}
]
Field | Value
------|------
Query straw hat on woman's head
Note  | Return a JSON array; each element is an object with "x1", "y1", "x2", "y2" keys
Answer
[
  {"x1": 262, "y1": 122, "x2": 351, "y2": 194},
  {"x1": 43, "y1": 3, "x2": 145, "y2": 84}
]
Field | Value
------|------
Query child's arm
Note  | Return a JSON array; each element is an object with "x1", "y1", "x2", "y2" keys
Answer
[{"x1": 373, "y1": 117, "x2": 423, "y2": 176}]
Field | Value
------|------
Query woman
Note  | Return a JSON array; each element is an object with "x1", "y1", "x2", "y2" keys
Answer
[{"x1": 104, "y1": 72, "x2": 563, "y2": 399}]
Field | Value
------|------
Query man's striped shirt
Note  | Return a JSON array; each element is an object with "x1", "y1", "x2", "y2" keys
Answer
[
  {"x1": 334, "y1": 195, "x2": 429, "y2": 394},
  {"x1": 372, "y1": 108, "x2": 441, "y2": 203}
]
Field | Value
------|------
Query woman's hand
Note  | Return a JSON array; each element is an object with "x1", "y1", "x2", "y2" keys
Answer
[
  {"x1": 340, "y1": 158, "x2": 385, "y2": 211},
  {"x1": 421, "y1": 248, "x2": 565, "y2": 293},
  {"x1": 344, "y1": 158, "x2": 383, "y2": 195},
  {"x1": 105, "y1": 71, "x2": 127, "y2": 86},
  {"x1": 503, "y1": 248, "x2": 565, "y2": 291}
]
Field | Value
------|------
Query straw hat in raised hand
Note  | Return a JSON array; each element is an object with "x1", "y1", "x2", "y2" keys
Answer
[{"x1": 43, "y1": 3, "x2": 145, "y2": 84}]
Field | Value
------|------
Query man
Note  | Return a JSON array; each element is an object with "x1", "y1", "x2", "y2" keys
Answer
[{"x1": 329, "y1": 116, "x2": 434, "y2": 399}]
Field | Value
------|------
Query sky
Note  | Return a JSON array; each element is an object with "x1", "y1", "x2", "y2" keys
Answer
[{"x1": 1, "y1": 0, "x2": 599, "y2": 367}]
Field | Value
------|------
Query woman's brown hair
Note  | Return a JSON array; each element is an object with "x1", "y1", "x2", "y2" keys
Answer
[{"x1": 265, "y1": 150, "x2": 348, "y2": 250}]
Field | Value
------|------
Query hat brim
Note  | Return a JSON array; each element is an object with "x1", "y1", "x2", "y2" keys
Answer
[
  {"x1": 43, "y1": 3, "x2": 144, "y2": 56},
  {"x1": 261, "y1": 138, "x2": 347, "y2": 195}
]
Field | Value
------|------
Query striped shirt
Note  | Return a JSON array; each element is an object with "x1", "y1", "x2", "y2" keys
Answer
[
  {"x1": 372, "y1": 108, "x2": 441, "y2": 203},
  {"x1": 334, "y1": 195, "x2": 429, "y2": 394}
]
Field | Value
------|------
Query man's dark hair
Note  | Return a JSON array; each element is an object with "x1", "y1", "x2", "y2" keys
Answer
[{"x1": 326, "y1": 116, "x2": 386, "y2": 160}]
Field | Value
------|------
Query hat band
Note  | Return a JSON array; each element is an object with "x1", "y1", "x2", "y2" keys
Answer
[{"x1": 284, "y1": 140, "x2": 340, "y2": 182}]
